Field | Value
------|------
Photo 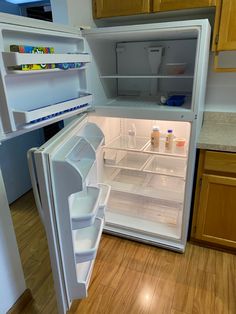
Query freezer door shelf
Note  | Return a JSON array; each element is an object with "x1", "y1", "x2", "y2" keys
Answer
[
  {"x1": 73, "y1": 217, "x2": 104, "y2": 263},
  {"x1": 2, "y1": 51, "x2": 91, "y2": 67},
  {"x1": 13, "y1": 93, "x2": 92, "y2": 125}
]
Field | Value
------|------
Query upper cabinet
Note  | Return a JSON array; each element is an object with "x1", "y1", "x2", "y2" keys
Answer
[
  {"x1": 215, "y1": 0, "x2": 236, "y2": 51},
  {"x1": 93, "y1": 0, "x2": 151, "y2": 18},
  {"x1": 153, "y1": 0, "x2": 216, "y2": 12}
]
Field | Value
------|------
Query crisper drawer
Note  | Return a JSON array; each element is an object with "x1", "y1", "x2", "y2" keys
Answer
[{"x1": 204, "y1": 151, "x2": 236, "y2": 174}]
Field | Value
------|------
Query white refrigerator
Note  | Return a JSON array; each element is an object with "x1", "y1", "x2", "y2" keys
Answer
[{"x1": 0, "y1": 13, "x2": 210, "y2": 314}]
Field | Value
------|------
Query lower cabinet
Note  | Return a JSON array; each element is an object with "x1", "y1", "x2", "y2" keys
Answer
[{"x1": 191, "y1": 150, "x2": 236, "y2": 250}]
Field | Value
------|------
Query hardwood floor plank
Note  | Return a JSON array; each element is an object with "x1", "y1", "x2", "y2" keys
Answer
[{"x1": 10, "y1": 191, "x2": 236, "y2": 314}]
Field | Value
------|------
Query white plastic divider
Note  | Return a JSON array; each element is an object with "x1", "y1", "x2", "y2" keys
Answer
[
  {"x1": 73, "y1": 218, "x2": 104, "y2": 263},
  {"x1": 69, "y1": 186, "x2": 102, "y2": 229},
  {"x1": 2, "y1": 52, "x2": 91, "y2": 66},
  {"x1": 13, "y1": 93, "x2": 92, "y2": 125}
]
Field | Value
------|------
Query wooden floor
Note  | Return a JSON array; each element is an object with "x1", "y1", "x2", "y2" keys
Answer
[{"x1": 11, "y1": 191, "x2": 236, "y2": 314}]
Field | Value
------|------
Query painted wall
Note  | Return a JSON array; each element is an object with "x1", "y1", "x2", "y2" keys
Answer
[
  {"x1": 0, "y1": 169, "x2": 26, "y2": 313},
  {"x1": 0, "y1": 129, "x2": 45, "y2": 204},
  {"x1": 205, "y1": 54, "x2": 236, "y2": 112},
  {"x1": 0, "y1": 0, "x2": 21, "y2": 15}
]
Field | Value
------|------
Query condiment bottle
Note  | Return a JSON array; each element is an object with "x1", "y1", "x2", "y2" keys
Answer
[
  {"x1": 151, "y1": 126, "x2": 160, "y2": 148},
  {"x1": 165, "y1": 129, "x2": 174, "y2": 150}
]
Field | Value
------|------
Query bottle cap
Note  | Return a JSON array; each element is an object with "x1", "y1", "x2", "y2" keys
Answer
[
  {"x1": 167, "y1": 129, "x2": 173, "y2": 133},
  {"x1": 152, "y1": 125, "x2": 160, "y2": 131}
]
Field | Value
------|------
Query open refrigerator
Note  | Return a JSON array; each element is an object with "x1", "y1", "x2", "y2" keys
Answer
[{"x1": 0, "y1": 13, "x2": 210, "y2": 314}]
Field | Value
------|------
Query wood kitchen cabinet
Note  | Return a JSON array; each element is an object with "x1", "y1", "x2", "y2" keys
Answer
[
  {"x1": 93, "y1": 0, "x2": 151, "y2": 18},
  {"x1": 153, "y1": 0, "x2": 216, "y2": 12},
  {"x1": 191, "y1": 150, "x2": 236, "y2": 250},
  {"x1": 214, "y1": 0, "x2": 236, "y2": 51}
]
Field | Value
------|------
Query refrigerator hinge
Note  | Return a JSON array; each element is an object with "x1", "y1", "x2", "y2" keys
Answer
[{"x1": 195, "y1": 114, "x2": 198, "y2": 119}]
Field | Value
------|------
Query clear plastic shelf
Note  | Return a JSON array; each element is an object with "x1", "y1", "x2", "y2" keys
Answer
[
  {"x1": 105, "y1": 151, "x2": 150, "y2": 171},
  {"x1": 73, "y1": 218, "x2": 104, "y2": 263},
  {"x1": 105, "y1": 135, "x2": 149, "y2": 151},
  {"x1": 144, "y1": 155, "x2": 186, "y2": 178},
  {"x1": 69, "y1": 186, "x2": 102, "y2": 229}
]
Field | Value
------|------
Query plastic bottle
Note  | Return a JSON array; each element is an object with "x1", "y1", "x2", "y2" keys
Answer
[
  {"x1": 151, "y1": 126, "x2": 160, "y2": 148},
  {"x1": 165, "y1": 129, "x2": 174, "y2": 150},
  {"x1": 128, "y1": 123, "x2": 136, "y2": 148}
]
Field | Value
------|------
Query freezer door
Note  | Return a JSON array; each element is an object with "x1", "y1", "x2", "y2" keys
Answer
[{"x1": 27, "y1": 113, "x2": 110, "y2": 314}]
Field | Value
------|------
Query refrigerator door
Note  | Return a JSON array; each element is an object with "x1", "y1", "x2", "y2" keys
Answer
[{"x1": 27, "y1": 113, "x2": 110, "y2": 314}]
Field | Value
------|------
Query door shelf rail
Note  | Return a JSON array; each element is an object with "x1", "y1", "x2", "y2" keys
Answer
[
  {"x1": 13, "y1": 93, "x2": 92, "y2": 125},
  {"x1": 2, "y1": 51, "x2": 91, "y2": 67}
]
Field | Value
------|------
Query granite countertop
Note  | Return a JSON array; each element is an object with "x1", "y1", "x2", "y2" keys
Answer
[{"x1": 197, "y1": 112, "x2": 236, "y2": 152}]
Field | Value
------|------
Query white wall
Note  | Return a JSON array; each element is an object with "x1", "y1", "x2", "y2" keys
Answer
[
  {"x1": 0, "y1": 169, "x2": 26, "y2": 313},
  {"x1": 205, "y1": 54, "x2": 236, "y2": 112},
  {"x1": 51, "y1": 0, "x2": 96, "y2": 27}
]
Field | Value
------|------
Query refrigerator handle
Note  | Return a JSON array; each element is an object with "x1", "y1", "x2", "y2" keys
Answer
[{"x1": 27, "y1": 148, "x2": 44, "y2": 223}]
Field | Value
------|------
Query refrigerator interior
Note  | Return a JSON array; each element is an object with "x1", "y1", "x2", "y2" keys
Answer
[
  {"x1": 84, "y1": 25, "x2": 199, "y2": 118},
  {"x1": 88, "y1": 116, "x2": 191, "y2": 240}
]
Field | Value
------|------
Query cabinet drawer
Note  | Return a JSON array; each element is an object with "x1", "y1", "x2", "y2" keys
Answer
[{"x1": 204, "y1": 151, "x2": 236, "y2": 174}]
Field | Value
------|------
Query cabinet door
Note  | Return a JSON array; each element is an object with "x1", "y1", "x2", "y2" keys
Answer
[
  {"x1": 217, "y1": 0, "x2": 236, "y2": 51},
  {"x1": 195, "y1": 174, "x2": 236, "y2": 248},
  {"x1": 93, "y1": 0, "x2": 151, "y2": 18},
  {"x1": 153, "y1": 0, "x2": 216, "y2": 12}
]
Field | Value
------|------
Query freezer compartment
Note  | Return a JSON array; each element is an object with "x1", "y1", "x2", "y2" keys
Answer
[
  {"x1": 106, "y1": 191, "x2": 183, "y2": 239},
  {"x1": 85, "y1": 28, "x2": 200, "y2": 117},
  {"x1": 73, "y1": 218, "x2": 104, "y2": 263},
  {"x1": 144, "y1": 155, "x2": 187, "y2": 178},
  {"x1": 69, "y1": 186, "x2": 102, "y2": 229}
]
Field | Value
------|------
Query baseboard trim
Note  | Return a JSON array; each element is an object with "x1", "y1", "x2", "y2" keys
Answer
[{"x1": 7, "y1": 289, "x2": 33, "y2": 314}]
